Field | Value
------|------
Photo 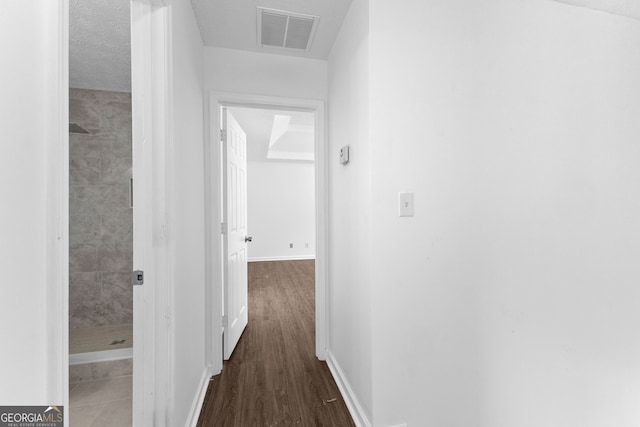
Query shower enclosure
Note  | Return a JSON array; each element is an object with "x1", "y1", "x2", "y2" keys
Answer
[{"x1": 68, "y1": 88, "x2": 133, "y2": 378}]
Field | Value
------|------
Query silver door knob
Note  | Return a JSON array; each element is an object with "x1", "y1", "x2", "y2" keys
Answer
[{"x1": 245, "y1": 236, "x2": 253, "y2": 242}]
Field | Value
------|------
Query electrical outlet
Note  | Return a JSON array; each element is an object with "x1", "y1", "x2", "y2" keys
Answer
[{"x1": 289, "y1": 243, "x2": 293, "y2": 248}]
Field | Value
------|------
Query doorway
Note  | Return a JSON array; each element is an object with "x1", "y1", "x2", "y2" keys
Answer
[
  {"x1": 68, "y1": 89, "x2": 134, "y2": 424},
  {"x1": 221, "y1": 105, "x2": 317, "y2": 359},
  {"x1": 229, "y1": 106, "x2": 316, "y2": 263},
  {"x1": 63, "y1": 1, "x2": 173, "y2": 426},
  {"x1": 206, "y1": 93, "x2": 328, "y2": 375},
  {"x1": 67, "y1": 0, "x2": 134, "y2": 425}
]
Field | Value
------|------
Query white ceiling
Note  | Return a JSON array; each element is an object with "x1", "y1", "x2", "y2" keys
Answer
[
  {"x1": 69, "y1": 0, "x2": 131, "y2": 92},
  {"x1": 229, "y1": 107, "x2": 315, "y2": 162},
  {"x1": 190, "y1": 0, "x2": 353, "y2": 59},
  {"x1": 68, "y1": 0, "x2": 639, "y2": 93},
  {"x1": 554, "y1": 0, "x2": 640, "y2": 19},
  {"x1": 68, "y1": 0, "x2": 348, "y2": 92}
]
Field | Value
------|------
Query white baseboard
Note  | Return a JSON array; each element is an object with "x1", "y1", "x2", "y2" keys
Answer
[
  {"x1": 326, "y1": 351, "x2": 372, "y2": 427},
  {"x1": 248, "y1": 255, "x2": 315, "y2": 262},
  {"x1": 185, "y1": 367, "x2": 212, "y2": 427}
]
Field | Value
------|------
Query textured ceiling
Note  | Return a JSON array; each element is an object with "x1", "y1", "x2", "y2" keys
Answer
[
  {"x1": 69, "y1": 0, "x2": 131, "y2": 92},
  {"x1": 554, "y1": 0, "x2": 640, "y2": 20},
  {"x1": 190, "y1": 0, "x2": 352, "y2": 59},
  {"x1": 229, "y1": 107, "x2": 314, "y2": 162}
]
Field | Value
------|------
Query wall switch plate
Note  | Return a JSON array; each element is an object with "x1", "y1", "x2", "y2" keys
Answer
[
  {"x1": 399, "y1": 192, "x2": 414, "y2": 217},
  {"x1": 339, "y1": 145, "x2": 350, "y2": 164}
]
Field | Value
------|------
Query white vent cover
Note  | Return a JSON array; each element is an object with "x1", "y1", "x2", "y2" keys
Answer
[{"x1": 257, "y1": 7, "x2": 319, "y2": 51}]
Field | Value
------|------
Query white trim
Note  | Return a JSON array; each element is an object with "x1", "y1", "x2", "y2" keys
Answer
[
  {"x1": 184, "y1": 367, "x2": 212, "y2": 427},
  {"x1": 154, "y1": 5, "x2": 174, "y2": 424},
  {"x1": 163, "y1": 9, "x2": 176, "y2": 427},
  {"x1": 130, "y1": 3, "x2": 151, "y2": 425},
  {"x1": 314, "y1": 97, "x2": 329, "y2": 361},
  {"x1": 205, "y1": 92, "x2": 328, "y2": 375},
  {"x1": 266, "y1": 151, "x2": 314, "y2": 161},
  {"x1": 50, "y1": 0, "x2": 69, "y2": 420},
  {"x1": 204, "y1": 95, "x2": 223, "y2": 375},
  {"x1": 69, "y1": 348, "x2": 133, "y2": 365},
  {"x1": 248, "y1": 255, "x2": 316, "y2": 262},
  {"x1": 326, "y1": 351, "x2": 372, "y2": 427},
  {"x1": 131, "y1": 1, "x2": 172, "y2": 426}
]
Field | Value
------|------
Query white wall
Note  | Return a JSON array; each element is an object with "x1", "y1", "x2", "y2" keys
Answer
[
  {"x1": 166, "y1": 0, "x2": 207, "y2": 425},
  {"x1": 204, "y1": 46, "x2": 327, "y2": 99},
  {"x1": 0, "y1": 1, "x2": 66, "y2": 405},
  {"x1": 368, "y1": 0, "x2": 640, "y2": 426},
  {"x1": 326, "y1": 0, "x2": 373, "y2": 423},
  {"x1": 247, "y1": 161, "x2": 315, "y2": 261}
]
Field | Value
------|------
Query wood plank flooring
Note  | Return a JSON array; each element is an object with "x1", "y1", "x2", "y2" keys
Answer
[{"x1": 197, "y1": 260, "x2": 355, "y2": 427}]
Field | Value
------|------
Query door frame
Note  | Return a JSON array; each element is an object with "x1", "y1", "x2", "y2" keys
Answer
[
  {"x1": 130, "y1": 1, "x2": 173, "y2": 425},
  {"x1": 205, "y1": 92, "x2": 328, "y2": 374},
  {"x1": 53, "y1": 1, "x2": 173, "y2": 425},
  {"x1": 48, "y1": 0, "x2": 69, "y2": 417}
]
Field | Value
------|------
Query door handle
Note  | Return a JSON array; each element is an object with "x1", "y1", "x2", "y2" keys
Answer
[{"x1": 245, "y1": 236, "x2": 253, "y2": 242}]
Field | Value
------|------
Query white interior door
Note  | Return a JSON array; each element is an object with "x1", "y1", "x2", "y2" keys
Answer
[{"x1": 222, "y1": 108, "x2": 249, "y2": 360}]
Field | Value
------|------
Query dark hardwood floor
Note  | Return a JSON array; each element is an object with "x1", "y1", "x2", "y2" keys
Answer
[{"x1": 197, "y1": 260, "x2": 355, "y2": 427}]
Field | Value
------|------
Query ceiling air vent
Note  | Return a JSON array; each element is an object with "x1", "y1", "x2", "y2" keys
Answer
[{"x1": 257, "y1": 7, "x2": 319, "y2": 52}]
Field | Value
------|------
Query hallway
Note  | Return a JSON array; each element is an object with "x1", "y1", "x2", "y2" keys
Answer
[{"x1": 197, "y1": 260, "x2": 354, "y2": 426}]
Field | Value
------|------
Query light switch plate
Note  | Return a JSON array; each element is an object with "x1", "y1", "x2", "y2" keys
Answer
[{"x1": 399, "y1": 192, "x2": 414, "y2": 217}]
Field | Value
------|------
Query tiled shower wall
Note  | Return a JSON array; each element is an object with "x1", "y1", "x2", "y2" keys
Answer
[{"x1": 69, "y1": 88, "x2": 132, "y2": 330}]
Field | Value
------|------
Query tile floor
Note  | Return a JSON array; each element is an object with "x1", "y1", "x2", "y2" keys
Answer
[
  {"x1": 69, "y1": 324, "x2": 133, "y2": 426},
  {"x1": 70, "y1": 375, "x2": 132, "y2": 427}
]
